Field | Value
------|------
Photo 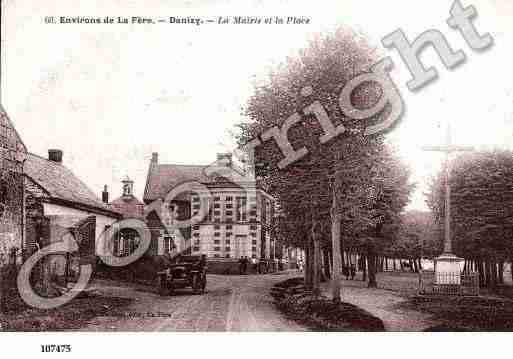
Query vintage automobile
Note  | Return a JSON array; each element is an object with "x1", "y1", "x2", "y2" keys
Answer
[{"x1": 157, "y1": 255, "x2": 207, "y2": 295}]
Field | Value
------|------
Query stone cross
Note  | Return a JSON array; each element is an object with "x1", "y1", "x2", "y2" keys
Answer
[{"x1": 422, "y1": 119, "x2": 473, "y2": 255}]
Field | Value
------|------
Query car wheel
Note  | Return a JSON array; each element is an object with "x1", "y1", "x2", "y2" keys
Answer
[
  {"x1": 158, "y1": 276, "x2": 168, "y2": 296},
  {"x1": 201, "y1": 277, "x2": 207, "y2": 294}
]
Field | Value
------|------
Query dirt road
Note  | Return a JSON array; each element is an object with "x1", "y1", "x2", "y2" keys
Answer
[{"x1": 83, "y1": 273, "x2": 306, "y2": 331}]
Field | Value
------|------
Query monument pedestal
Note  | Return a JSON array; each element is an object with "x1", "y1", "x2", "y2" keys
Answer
[{"x1": 434, "y1": 253, "x2": 464, "y2": 285}]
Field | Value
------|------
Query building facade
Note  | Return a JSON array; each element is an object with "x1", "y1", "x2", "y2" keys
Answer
[
  {"x1": 189, "y1": 185, "x2": 274, "y2": 260},
  {"x1": 24, "y1": 150, "x2": 121, "y2": 273},
  {"x1": 107, "y1": 176, "x2": 145, "y2": 257},
  {"x1": 143, "y1": 152, "x2": 275, "y2": 261}
]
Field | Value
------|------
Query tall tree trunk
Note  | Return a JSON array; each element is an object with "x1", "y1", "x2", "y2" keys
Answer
[
  {"x1": 305, "y1": 240, "x2": 313, "y2": 290},
  {"x1": 367, "y1": 246, "x2": 377, "y2": 288},
  {"x1": 498, "y1": 261, "x2": 504, "y2": 285},
  {"x1": 491, "y1": 261, "x2": 498, "y2": 287},
  {"x1": 331, "y1": 210, "x2": 342, "y2": 303},
  {"x1": 477, "y1": 259, "x2": 485, "y2": 287},
  {"x1": 323, "y1": 248, "x2": 331, "y2": 280},
  {"x1": 362, "y1": 254, "x2": 367, "y2": 282},
  {"x1": 312, "y1": 221, "x2": 320, "y2": 295},
  {"x1": 393, "y1": 258, "x2": 396, "y2": 271},
  {"x1": 485, "y1": 260, "x2": 492, "y2": 288},
  {"x1": 510, "y1": 260, "x2": 513, "y2": 285}
]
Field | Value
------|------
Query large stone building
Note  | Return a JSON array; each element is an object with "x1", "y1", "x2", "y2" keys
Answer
[
  {"x1": 0, "y1": 105, "x2": 27, "y2": 266},
  {"x1": 143, "y1": 152, "x2": 275, "y2": 262}
]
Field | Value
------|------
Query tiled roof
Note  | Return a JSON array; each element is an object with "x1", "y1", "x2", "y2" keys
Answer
[
  {"x1": 110, "y1": 195, "x2": 144, "y2": 206},
  {"x1": 24, "y1": 153, "x2": 120, "y2": 217},
  {"x1": 109, "y1": 195, "x2": 145, "y2": 218},
  {"x1": 144, "y1": 164, "x2": 210, "y2": 203}
]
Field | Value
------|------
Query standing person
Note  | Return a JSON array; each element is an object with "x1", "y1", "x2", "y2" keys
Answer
[
  {"x1": 243, "y1": 256, "x2": 249, "y2": 274},
  {"x1": 238, "y1": 256, "x2": 244, "y2": 275},
  {"x1": 350, "y1": 264, "x2": 356, "y2": 280},
  {"x1": 298, "y1": 259, "x2": 304, "y2": 272}
]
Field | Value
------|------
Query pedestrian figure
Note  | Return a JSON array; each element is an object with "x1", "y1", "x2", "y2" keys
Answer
[
  {"x1": 297, "y1": 259, "x2": 304, "y2": 272},
  {"x1": 350, "y1": 264, "x2": 356, "y2": 280},
  {"x1": 238, "y1": 256, "x2": 244, "y2": 275},
  {"x1": 342, "y1": 265, "x2": 350, "y2": 280},
  {"x1": 244, "y1": 256, "x2": 250, "y2": 274}
]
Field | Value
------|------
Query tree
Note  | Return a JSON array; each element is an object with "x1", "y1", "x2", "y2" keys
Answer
[
  {"x1": 389, "y1": 210, "x2": 441, "y2": 267},
  {"x1": 236, "y1": 27, "x2": 410, "y2": 298},
  {"x1": 426, "y1": 149, "x2": 513, "y2": 287}
]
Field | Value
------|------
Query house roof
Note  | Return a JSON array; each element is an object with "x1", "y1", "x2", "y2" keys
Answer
[
  {"x1": 110, "y1": 195, "x2": 144, "y2": 206},
  {"x1": 0, "y1": 105, "x2": 27, "y2": 156},
  {"x1": 143, "y1": 157, "x2": 261, "y2": 203},
  {"x1": 109, "y1": 194, "x2": 145, "y2": 218},
  {"x1": 24, "y1": 153, "x2": 120, "y2": 218},
  {"x1": 144, "y1": 164, "x2": 209, "y2": 203}
]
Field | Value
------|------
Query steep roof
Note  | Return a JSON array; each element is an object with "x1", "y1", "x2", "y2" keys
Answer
[
  {"x1": 109, "y1": 194, "x2": 145, "y2": 218},
  {"x1": 0, "y1": 104, "x2": 27, "y2": 155},
  {"x1": 24, "y1": 153, "x2": 120, "y2": 218},
  {"x1": 143, "y1": 156, "x2": 259, "y2": 203},
  {"x1": 144, "y1": 164, "x2": 209, "y2": 203},
  {"x1": 110, "y1": 195, "x2": 144, "y2": 206}
]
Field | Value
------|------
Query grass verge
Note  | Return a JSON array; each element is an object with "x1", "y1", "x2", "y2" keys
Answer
[
  {"x1": 404, "y1": 295, "x2": 513, "y2": 331},
  {"x1": 271, "y1": 277, "x2": 385, "y2": 331},
  {"x1": 0, "y1": 291, "x2": 133, "y2": 331}
]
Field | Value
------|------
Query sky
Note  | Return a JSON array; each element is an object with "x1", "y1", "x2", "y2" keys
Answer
[{"x1": 1, "y1": 0, "x2": 512, "y2": 209}]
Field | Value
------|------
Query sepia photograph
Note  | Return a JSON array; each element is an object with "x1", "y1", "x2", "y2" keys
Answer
[{"x1": 0, "y1": 0, "x2": 512, "y2": 356}]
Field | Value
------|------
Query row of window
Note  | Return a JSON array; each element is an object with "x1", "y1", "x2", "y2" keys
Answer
[
  {"x1": 194, "y1": 239, "x2": 258, "y2": 245},
  {"x1": 191, "y1": 207, "x2": 258, "y2": 217},
  {"x1": 193, "y1": 224, "x2": 256, "y2": 230},
  {"x1": 193, "y1": 232, "x2": 257, "y2": 239},
  {"x1": 206, "y1": 254, "x2": 258, "y2": 259},
  {"x1": 192, "y1": 195, "x2": 258, "y2": 202},
  {"x1": 192, "y1": 246, "x2": 258, "y2": 253}
]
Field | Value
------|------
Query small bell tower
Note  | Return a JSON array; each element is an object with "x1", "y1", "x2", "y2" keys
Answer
[{"x1": 122, "y1": 175, "x2": 134, "y2": 197}]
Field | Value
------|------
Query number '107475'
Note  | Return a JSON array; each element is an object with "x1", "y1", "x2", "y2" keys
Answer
[{"x1": 41, "y1": 345, "x2": 71, "y2": 353}]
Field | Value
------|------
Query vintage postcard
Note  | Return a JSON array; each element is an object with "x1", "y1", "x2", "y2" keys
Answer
[{"x1": 0, "y1": 0, "x2": 512, "y2": 356}]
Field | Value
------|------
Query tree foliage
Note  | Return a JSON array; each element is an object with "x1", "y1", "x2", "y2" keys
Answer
[
  {"x1": 426, "y1": 150, "x2": 513, "y2": 261},
  {"x1": 236, "y1": 27, "x2": 411, "y2": 292},
  {"x1": 389, "y1": 210, "x2": 441, "y2": 259}
]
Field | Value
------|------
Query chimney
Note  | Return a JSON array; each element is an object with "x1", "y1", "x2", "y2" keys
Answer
[
  {"x1": 151, "y1": 152, "x2": 158, "y2": 164},
  {"x1": 102, "y1": 185, "x2": 109, "y2": 204},
  {"x1": 48, "y1": 149, "x2": 63, "y2": 163}
]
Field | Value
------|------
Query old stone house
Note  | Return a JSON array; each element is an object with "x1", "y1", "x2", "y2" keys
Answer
[
  {"x1": 24, "y1": 150, "x2": 122, "y2": 279},
  {"x1": 0, "y1": 106, "x2": 27, "y2": 310}
]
